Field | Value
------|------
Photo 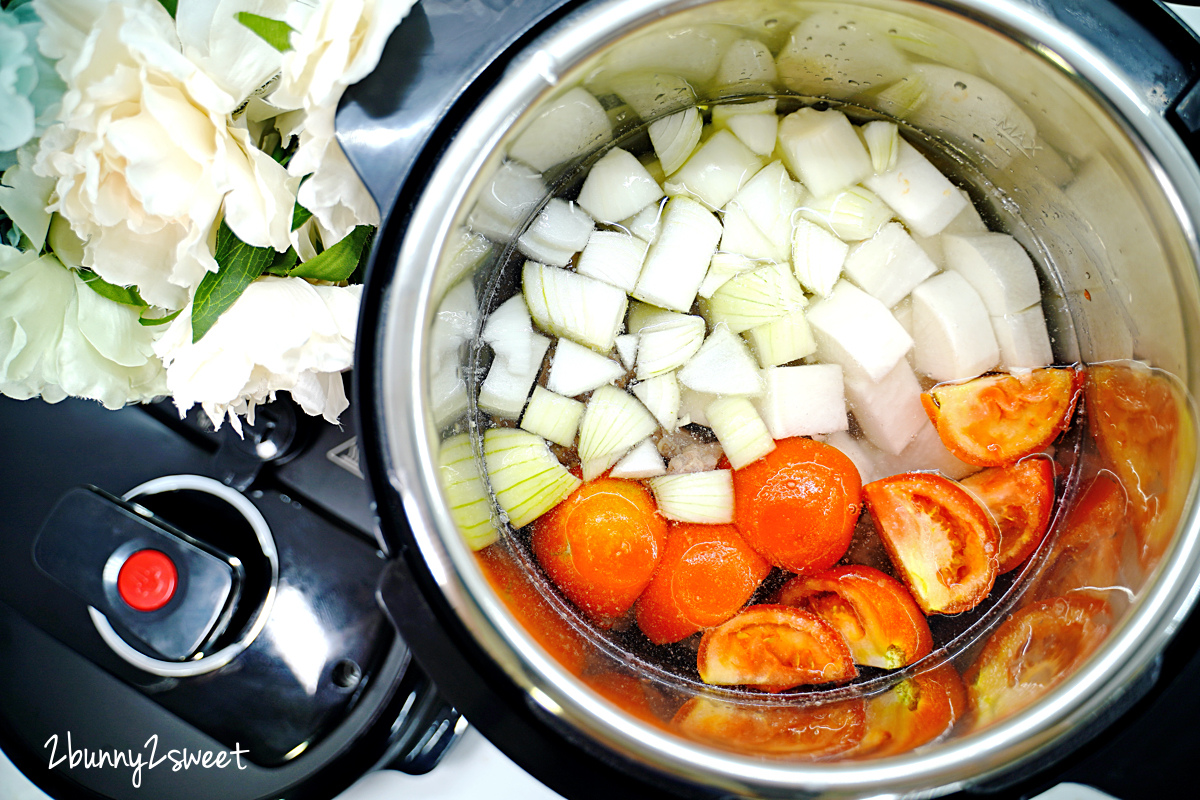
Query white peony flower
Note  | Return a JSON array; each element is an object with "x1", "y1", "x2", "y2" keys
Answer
[
  {"x1": 154, "y1": 276, "x2": 360, "y2": 434},
  {"x1": 269, "y1": 0, "x2": 415, "y2": 242},
  {"x1": 32, "y1": 0, "x2": 297, "y2": 310},
  {"x1": 175, "y1": 0, "x2": 289, "y2": 104},
  {"x1": 0, "y1": 252, "x2": 168, "y2": 408}
]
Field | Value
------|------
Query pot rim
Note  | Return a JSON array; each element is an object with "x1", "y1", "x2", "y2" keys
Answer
[{"x1": 372, "y1": 0, "x2": 1200, "y2": 794}]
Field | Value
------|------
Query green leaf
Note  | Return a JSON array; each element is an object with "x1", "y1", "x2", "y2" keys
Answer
[
  {"x1": 191, "y1": 221, "x2": 276, "y2": 343},
  {"x1": 287, "y1": 225, "x2": 373, "y2": 282},
  {"x1": 266, "y1": 247, "x2": 298, "y2": 276},
  {"x1": 291, "y1": 200, "x2": 312, "y2": 231},
  {"x1": 236, "y1": 12, "x2": 294, "y2": 52},
  {"x1": 139, "y1": 308, "x2": 183, "y2": 327},
  {"x1": 78, "y1": 270, "x2": 147, "y2": 308},
  {"x1": 156, "y1": 0, "x2": 177, "y2": 18}
]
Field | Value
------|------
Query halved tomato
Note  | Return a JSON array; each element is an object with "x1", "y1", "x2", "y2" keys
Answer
[
  {"x1": 959, "y1": 456, "x2": 1056, "y2": 574},
  {"x1": 1088, "y1": 360, "x2": 1196, "y2": 569},
  {"x1": 863, "y1": 473, "x2": 999, "y2": 615},
  {"x1": 1036, "y1": 471, "x2": 1127, "y2": 602},
  {"x1": 853, "y1": 663, "x2": 967, "y2": 759},
  {"x1": 673, "y1": 696, "x2": 866, "y2": 758},
  {"x1": 531, "y1": 478, "x2": 668, "y2": 627},
  {"x1": 732, "y1": 437, "x2": 862, "y2": 574},
  {"x1": 921, "y1": 367, "x2": 1083, "y2": 467},
  {"x1": 966, "y1": 595, "x2": 1111, "y2": 729},
  {"x1": 635, "y1": 523, "x2": 771, "y2": 645},
  {"x1": 777, "y1": 565, "x2": 932, "y2": 669},
  {"x1": 697, "y1": 604, "x2": 858, "y2": 691}
]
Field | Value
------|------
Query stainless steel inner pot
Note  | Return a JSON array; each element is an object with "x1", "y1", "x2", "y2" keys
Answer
[{"x1": 372, "y1": 0, "x2": 1200, "y2": 795}]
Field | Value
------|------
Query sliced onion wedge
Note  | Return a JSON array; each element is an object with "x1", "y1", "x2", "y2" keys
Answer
[
  {"x1": 648, "y1": 470, "x2": 735, "y2": 524},
  {"x1": 523, "y1": 260, "x2": 628, "y2": 351},
  {"x1": 578, "y1": 385, "x2": 659, "y2": 467},
  {"x1": 438, "y1": 433, "x2": 497, "y2": 550},
  {"x1": 483, "y1": 428, "x2": 582, "y2": 529},
  {"x1": 705, "y1": 396, "x2": 775, "y2": 469}
]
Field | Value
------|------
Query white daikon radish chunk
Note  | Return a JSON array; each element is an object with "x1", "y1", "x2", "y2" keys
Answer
[
  {"x1": 776, "y1": 10, "x2": 910, "y2": 101},
  {"x1": 468, "y1": 161, "x2": 545, "y2": 243},
  {"x1": 864, "y1": 139, "x2": 968, "y2": 238},
  {"x1": 791, "y1": 217, "x2": 849, "y2": 297},
  {"x1": 633, "y1": 195, "x2": 722, "y2": 312},
  {"x1": 944, "y1": 190, "x2": 988, "y2": 235},
  {"x1": 714, "y1": 39, "x2": 779, "y2": 91},
  {"x1": 576, "y1": 229, "x2": 648, "y2": 293},
  {"x1": 483, "y1": 428, "x2": 581, "y2": 529},
  {"x1": 576, "y1": 148, "x2": 664, "y2": 224},
  {"x1": 872, "y1": 419, "x2": 977, "y2": 481},
  {"x1": 719, "y1": 161, "x2": 802, "y2": 261},
  {"x1": 578, "y1": 385, "x2": 658, "y2": 466},
  {"x1": 704, "y1": 262, "x2": 808, "y2": 333},
  {"x1": 778, "y1": 108, "x2": 873, "y2": 199},
  {"x1": 619, "y1": 199, "x2": 665, "y2": 243},
  {"x1": 861, "y1": 120, "x2": 900, "y2": 174},
  {"x1": 910, "y1": 270, "x2": 1000, "y2": 381},
  {"x1": 478, "y1": 333, "x2": 550, "y2": 419},
  {"x1": 521, "y1": 386, "x2": 585, "y2": 447},
  {"x1": 892, "y1": 296, "x2": 914, "y2": 337},
  {"x1": 517, "y1": 199, "x2": 594, "y2": 267},
  {"x1": 699, "y1": 252, "x2": 765, "y2": 299},
  {"x1": 992, "y1": 304, "x2": 1054, "y2": 369},
  {"x1": 678, "y1": 326, "x2": 765, "y2": 397},
  {"x1": 819, "y1": 430, "x2": 880, "y2": 484},
  {"x1": 607, "y1": 71, "x2": 696, "y2": 120},
  {"x1": 431, "y1": 361, "x2": 469, "y2": 430},
  {"x1": 636, "y1": 313, "x2": 706, "y2": 380},
  {"x1": 632, "y1": 373, "x2": 682, "y2": 430},
  {"x1": 806, "y1": 280, "x2": 913, "y2": 382},
  {"x1": 649, "y1": 108, "x2": 703, "y2": 177},
  {"x1": 942, "y1": 232, "x2": 1041, "y2": 316},
  {"x1": 481, "y1": 295, "x2": 535, "y2": 373},
  {"x1": 843, "y1": 222, "x2": 938, "y2": 308},
  {"x1": 547, "y1": 338, "x2": 625, "y2": 396},
  {"x1": 907, "y1": 64, "x2": 1037, "y2": 171},
  {"x1": 745, "y1": 309, "x2": 817, "y2": 368},
  {"x1": 677, "y1": 386, "x2": 716, "y2": 427},
  {"x1": 647, "y1": 470, "x2": 734, "y2": 524},
  {"x1": 706, "y1": 396, "x2": 775, "y2": 469},
  {"x1": 610, "y1": 438, "x2": 668, "y2": 479},
  {"x1": 665, "y1": 129, "x2": 763, "y2": 212},
  {"x1": 439, "y1": 433, "x2": 497, "y2": 550},
  {"x1": 508, "y1": 87, "x2": 612, "y2": 172},
  {"x1": 615, "y1": 333, "x2": 639, "y2": 370},
  {"x1": 754, "y1": 363, "x2": 849, "y2": 439},
  {"x1": 844, "y1": 359, "x2": 926, "y2": 455},
  {"x1": 523, "y1": 261, "x2": 628, "y2": 351},
  {"x1": 797, "y1": 184, "x2": 893, "y2": 242},
  {"x1": 726, "y1": 114, "x2": 780, "y2": 157}
]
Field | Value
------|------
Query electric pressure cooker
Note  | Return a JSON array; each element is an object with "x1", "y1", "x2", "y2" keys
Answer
[{"x1": 2, "y1": 1, "x2": 1200, "y2": 799}]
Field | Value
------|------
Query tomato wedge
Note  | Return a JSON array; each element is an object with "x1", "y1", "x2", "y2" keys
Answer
[
  {"x1": 863, "y1": 473, "x2": 999, "y2": 615},
  {"x1": 966, "y1": 596, "x2": 1111, "y2": 728},
  {"x1": 674, "y1": 696, "x2": 866, "y2": 758},
  {"x1": 921, "y1": 367, "x2": 1083, "y2": 467},
  {"x1": 732, "y1": 437, "x2": 862, "y2": 574},
  {"x1": 959, "y1": 456, "x2": 1056, "y2": 574},
  {"x1": 635, "y1": 523, "x2": 771, "y2": 645},
  {"x1": 531, "y1": 478, "x2": 668, "y2": 627},
  {"x1": 777, "y1": 565, "x2": 932, "y2": 669},
  {"x1": 1036, "y1": 471, "x2": 1127, "y2": 602},
  {"x1": 853, "y1": 663, "x2": 967, "y2": 759},
  {"x1": 697, "y1": 604, "x2": 858, "y2": 691},
  {"x1": 1088, "y1": 360, "x2": 1195, "y2": 569}
]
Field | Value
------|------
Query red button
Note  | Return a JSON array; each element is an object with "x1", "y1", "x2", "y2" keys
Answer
[{"x1": 117, "y1": 549, "x2": 178, "y2": 612}]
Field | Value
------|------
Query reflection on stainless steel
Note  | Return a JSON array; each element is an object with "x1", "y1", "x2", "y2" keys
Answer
[{"x1": 269, "y1": 584, "x2": 332, "y2": 696}]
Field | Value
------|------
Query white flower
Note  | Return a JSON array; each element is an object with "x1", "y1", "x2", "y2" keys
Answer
[
  {"x1": 154, "y1": 276, "x2": 360, "y2": 434},
  {"x1": 0, "y1": 251, "x2": 167, "y2": 408},
  {"x1": 269, "y1": 0, "x2": 415, "y2": 241},
  {"x1": 32, "y1": 0, "x2": 297, "y2": 310},
  {"x1": 175, "y1": 0, "x2": 289, "y2": 104}
]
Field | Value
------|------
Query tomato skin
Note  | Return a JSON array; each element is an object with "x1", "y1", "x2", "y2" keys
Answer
[
  {"x1": 921, "y1": 367, "x2": 1083, "y2": 467},
  {"x1": 966, "y1": 596, "x2": 1111, "y2": 729},
  {"x1": 697, "y1": 604, "x2": 858, "y2": 691},
  {"x1": 863, "y1": 472, "x2": 999, "y2": 615},
  {"x1": 733, "y1": 437, "x2": 862, "y2": 574},
  {"x1": 1036, "y1": 471, "x2": 1127, "y2": 602},
  {"x1": 673, "y1": 696, "x2": 866, "y2": 758},
  {"x1": 531, "y1": 478, "x2": 668, "y2": 627},
  {"x1": 1088, "y1": 361, "x2": 1195, "y2": 569},
  {"x1": 635, "y1": 523, "x2": 771, "y2": 645},
  {"x1": 959, "y1": 456, "x2": 1056, "y2": 574},
  {"x1": 777, "y1": 565, "x2": 932, "y2": 669},
  {"x1": 853, "y1": 663, "x2": 967, "y2": 759}
]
